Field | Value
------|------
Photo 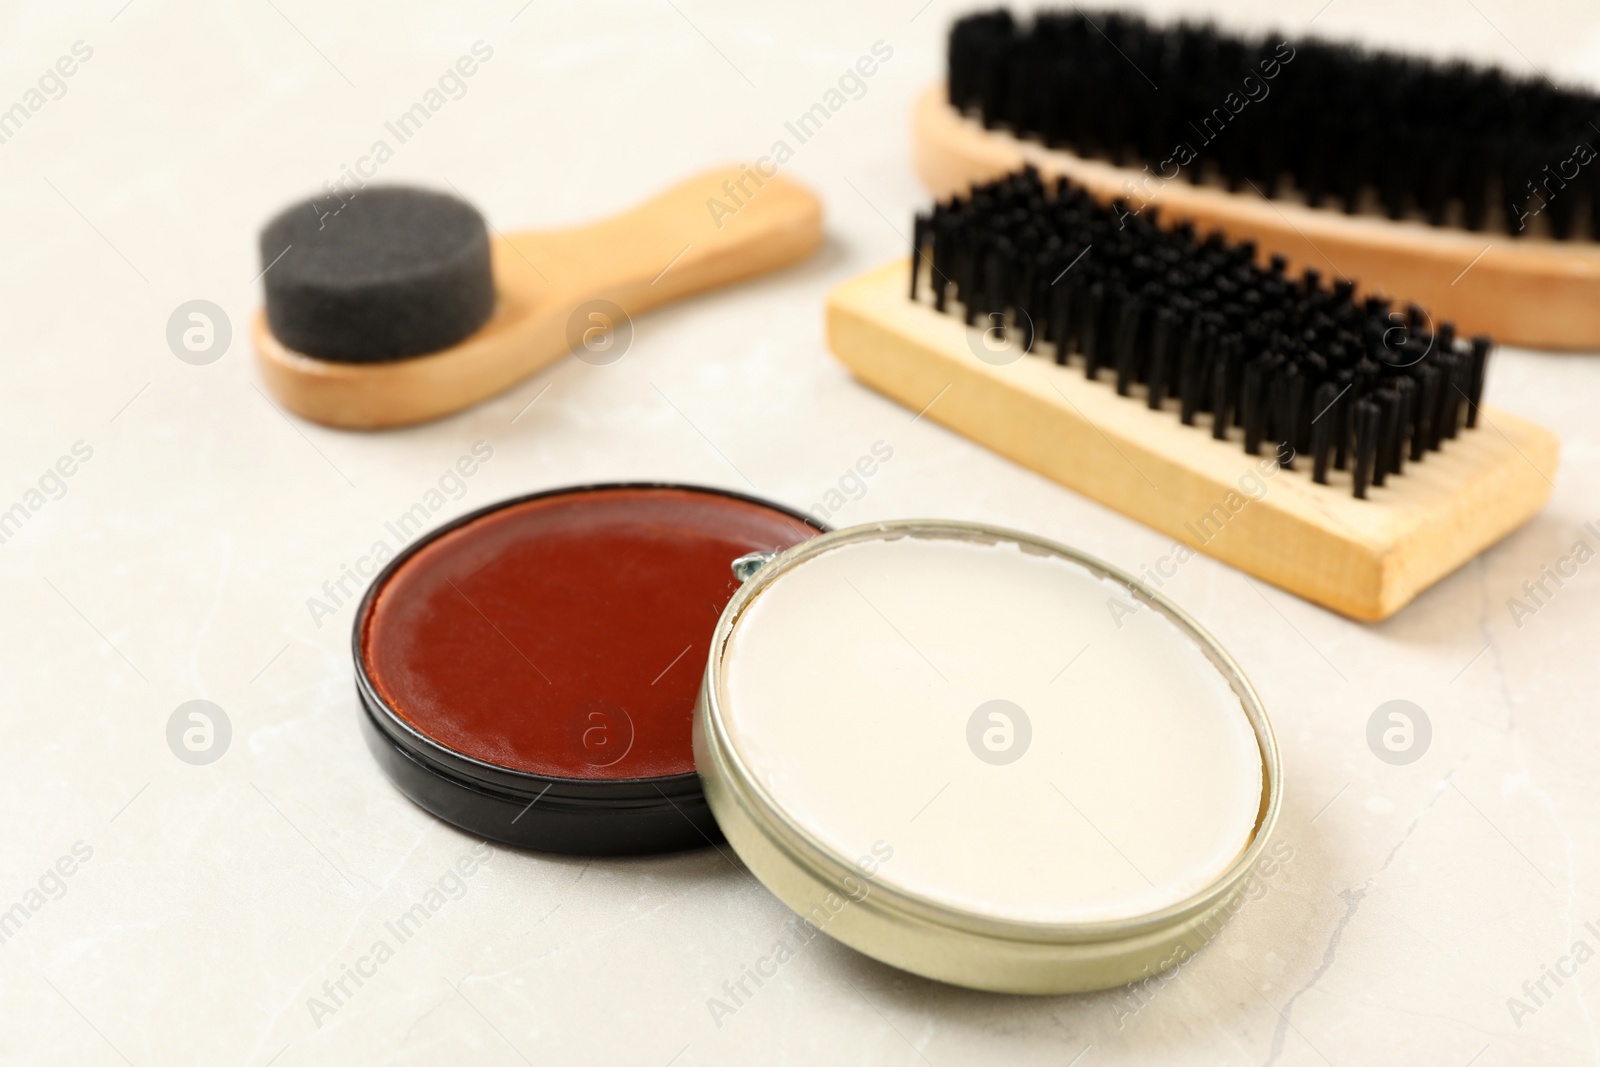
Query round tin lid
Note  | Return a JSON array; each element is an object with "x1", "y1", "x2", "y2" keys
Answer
[
  {"x1": 354, "y1": 483, "x2": 825, "y2": 855},
  {"x1": 695, "y1": 520, "x2": 1281, "y2": 993}
]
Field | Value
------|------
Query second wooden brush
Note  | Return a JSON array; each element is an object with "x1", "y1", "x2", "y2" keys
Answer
[{"x1": 827, "y1": 169, "x2": 1558, "y2": 620}]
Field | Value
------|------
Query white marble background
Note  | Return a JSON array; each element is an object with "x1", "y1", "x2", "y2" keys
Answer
[{"x1": 1, "y1": 0, "x2": 1598, "y2": 1063}]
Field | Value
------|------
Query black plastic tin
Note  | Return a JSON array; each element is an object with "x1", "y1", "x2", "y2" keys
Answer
[{"x1": 351, "y1": 482, "x2": 827, "y2": 856}]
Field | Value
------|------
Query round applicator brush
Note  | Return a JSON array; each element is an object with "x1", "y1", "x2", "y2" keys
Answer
[{"x1": 252, "y1": 166, "x2": 823, "y2": 428}]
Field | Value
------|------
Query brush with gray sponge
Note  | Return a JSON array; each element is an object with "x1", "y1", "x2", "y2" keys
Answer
[{"x1": 253, "y1": 168, "x2": 823, "y2": 429}]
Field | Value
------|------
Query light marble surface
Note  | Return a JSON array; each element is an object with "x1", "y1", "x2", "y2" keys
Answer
[{"x1": 2, "y1": 0, "x2": 1599, "y2": 1063}]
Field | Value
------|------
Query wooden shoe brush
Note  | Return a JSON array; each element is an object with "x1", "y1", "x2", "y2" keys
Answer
[{"x1": 827, "y1": 169, "x2": 1559, "y2": 621}]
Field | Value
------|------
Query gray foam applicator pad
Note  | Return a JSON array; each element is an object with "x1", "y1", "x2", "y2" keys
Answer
[{"x1": 259, "y1": 186, "x2": 495, "y2": 362}]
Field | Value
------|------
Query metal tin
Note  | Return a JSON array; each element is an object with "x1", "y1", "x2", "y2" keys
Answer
[
  {"x1": 354, "y1": 482, "x2": 827, "y2": 856},
  {"x1": 694, "y1": 519, "x2": 1282, "y2": 994}
]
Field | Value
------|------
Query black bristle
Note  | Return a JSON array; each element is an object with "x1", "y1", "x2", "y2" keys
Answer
[
  {"x1": 1146, "y1": 307, "x2": 1175, "y2": 407},
  {"x1": 948, "y1": 10, "x2": 1600, "y2": 241},
  {"x1": 1392, "y1": 376, "x2": 1415, "y2": 477},
  {"x1": 1353, "y1": 400, "x2": 1381, "y2": 499},
  {"x1": 1333, "y1": 377, "x2": 1352, "y2": 471},
  {"x1": 1242, "y1": 359, "x2": 1267, "y2": 454},
  {"x1": 1114, "y1": 299, "x2": 1141, "y2": 395},
  {"x1": 1412, "y1": 365, "x2": 1440, "y2": 461},
  {"x1": 1428, "y1": 358, "x2": 1452, "y2": 450},
  {"x1": 1277, "y1": 369, "x2": 1302, "y2": 469},
  {"x1": 1372, "y1": 390, "x2": 1398, "y2": 487},
  {"x1": 1311, "y1": 381, "x2": 1336, "y2": 483},
  {"x1": 1178, "y1": 322, "x2": 1206, "y2": 426},
  {"x1": 911, "y1": 214, "x2": 928, "y2": 299},
  {"x1": 912, "y1": 168, "x2": 1492, "y2": 498},
  {"x1": 1210, "y1": 340, "x2": 1231, "y2": 440},
  {"x1": 1466, "y1": 335, "x2": 1492, "y2": 426},
  {"x1": 1082, "y1": 284, "x2": 1106, "y2": 377},
  {"x1": 1049, "y1": 281, "x2": 1074, "y2": 363},
  {"x1": 1439, "y1": 350, "x2": 1464, "y2": 439}
]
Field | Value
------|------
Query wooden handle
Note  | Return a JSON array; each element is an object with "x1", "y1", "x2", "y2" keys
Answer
[
  {"x1": 254, "y1": 166, "x2": 823, "y2": 429},
  {"x1": 828, "y1": 260, "x2": 1559, "y2": 621},
  {"x1": 912, "y1": 84, "x2": 1600, "y2": 351},
  {"x1": 506, "y1": 166, "x2": 824, "y2": 317}
]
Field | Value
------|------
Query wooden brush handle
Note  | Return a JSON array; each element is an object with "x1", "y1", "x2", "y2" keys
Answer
[
  {"x1": 506, "y1": 166, "x2": 824, "y2": 317},
  {"x1": 253, "y1": 166, "x2": 823, "y2": 429}
]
